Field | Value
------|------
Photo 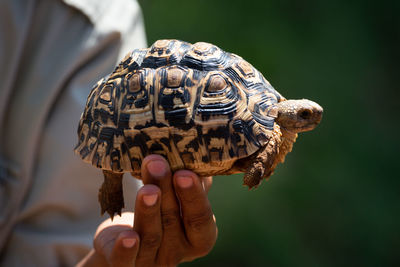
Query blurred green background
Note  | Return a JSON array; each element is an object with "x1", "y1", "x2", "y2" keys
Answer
[{"x1": 138, "y1": 0, "x2": 399, "y2": 266}]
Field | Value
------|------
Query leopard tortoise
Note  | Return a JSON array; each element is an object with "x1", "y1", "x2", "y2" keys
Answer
[{"x1": 75, "y1": 39, "x2": 323, "y2": 218}]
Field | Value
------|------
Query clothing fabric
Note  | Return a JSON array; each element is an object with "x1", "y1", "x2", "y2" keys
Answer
[{"x1": 0, "y1": 0, "x2": 146, "y2": 265}]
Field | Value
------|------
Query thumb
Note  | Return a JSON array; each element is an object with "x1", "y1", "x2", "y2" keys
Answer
[
  {"x1": 94, "y1": 212, "x2": 140, "y2": 267},
  {"x1": 110, "y1": 230, "x2": 140, "y2": 267},
  {"x1": 94, "y1": 225, "x2": 140, "y2": 267}
]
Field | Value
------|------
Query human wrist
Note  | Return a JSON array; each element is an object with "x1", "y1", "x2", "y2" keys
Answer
[{"x1": 76, "y1": 249, "x2": 108, "y2": 267}]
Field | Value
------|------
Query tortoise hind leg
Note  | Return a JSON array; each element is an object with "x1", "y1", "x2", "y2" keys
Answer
[{"x1": 99, "y1": 170, "x2": 124, "y2": 220}]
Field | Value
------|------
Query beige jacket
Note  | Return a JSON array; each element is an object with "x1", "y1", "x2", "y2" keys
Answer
[{"x1": 0, "y1": 0, "x2": 146, "y2": 265}]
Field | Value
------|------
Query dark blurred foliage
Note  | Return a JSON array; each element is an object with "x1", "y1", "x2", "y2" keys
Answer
[{"x1": 138, "y1": 0, "x2": 400, "y2": 266}]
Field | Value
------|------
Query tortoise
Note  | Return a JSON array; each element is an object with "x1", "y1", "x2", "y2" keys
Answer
[{"x1": 75, "y1": 39, "x2": 323, "y2": 218}]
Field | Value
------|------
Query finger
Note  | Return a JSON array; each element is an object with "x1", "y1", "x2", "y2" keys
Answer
[
  {"x1": 141, "y1": 155, "x2": 177, "y2": 211},
  {"x1": 94, "y1": 213, "x2": 133, "y2": 259},
  {"x1": 110, "y1": 231, "x2": 140, "y2": 267},
  {"x1": 173, "y1": 170, "x2": 217, "y2": 257},
  {"x1": 94, "y1": 224, "x2": 139, "y2": 267},
  {"x1": 133, "y1": 184, "x2": 162, "y2": 266},
  {"x1": 201, "y1": 176, "x2": 213, "y2": 193},
  {"x1": 141, "y1": 155, "x2": 187, "y2": 264}
]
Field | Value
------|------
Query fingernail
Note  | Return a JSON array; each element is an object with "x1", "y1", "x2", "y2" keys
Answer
[
  {"x1": 143, "y1": 194, "x2": 158, "y2": 206},
  {"x1": 147, "y1": 160, "x2": 167, "y2": 177},
  {"x1": 176, "y1": 176, "x2": 193, "y2": 188},
  {"x1": 122, "y1": 238, "x2": 136, "y2": 248}
]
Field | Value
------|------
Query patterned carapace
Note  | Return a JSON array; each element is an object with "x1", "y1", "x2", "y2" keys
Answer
[{"x1": 75, "y1": 39, "x2": 284, "y2": 178}]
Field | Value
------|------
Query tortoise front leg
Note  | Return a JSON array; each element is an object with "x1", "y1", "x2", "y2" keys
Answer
[
  {"x1": 242, "y1": 133, "x2": 280, "y2": 189},
  {"x1": 99, "y1": 170, "x2": 124, "y2": 220}
]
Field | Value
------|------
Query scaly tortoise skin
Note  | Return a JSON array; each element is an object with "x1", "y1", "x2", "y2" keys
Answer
[{"x1": 75, "y1": 39, "x2": 323, "y2": 218}]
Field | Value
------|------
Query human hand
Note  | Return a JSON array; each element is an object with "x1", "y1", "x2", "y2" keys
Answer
[
  {"x1": 76, "y1": 212, "x2": 139, "y2": 267},
  {"x1": 77, "y1": 155, "x2": 217, "y2": 267},
  {"x1": 134, "y1": 155, "x2": 217, "y2": 266}
]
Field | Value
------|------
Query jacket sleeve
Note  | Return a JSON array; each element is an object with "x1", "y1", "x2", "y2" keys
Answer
[{"x1": 0, "y1": 0, "x2": 146, "y2": 266}]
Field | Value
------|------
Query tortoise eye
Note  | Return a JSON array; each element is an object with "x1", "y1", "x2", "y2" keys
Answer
[
  {"x1": 207, "y1": 75, "x2": 227, "y2": 92},
  {"x1": 99, "y1": 85, "x2": 112, "y2": 101},
  {"x1": 299, "y1": 109, "x2": 312, "y2": 119},
  {"x1": 128, "y1": 73, "x2": 141, "y2": 93},
  {"x1": 167, "y1": 68, "x2": 185, "y2": 87}
]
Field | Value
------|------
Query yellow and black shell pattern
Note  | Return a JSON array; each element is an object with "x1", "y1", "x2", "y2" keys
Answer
[{"x1": 75, "y1": 39, "x2": 284, "y2": 177}]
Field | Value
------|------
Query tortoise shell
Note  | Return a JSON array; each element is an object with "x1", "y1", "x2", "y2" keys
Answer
[{"x1": 75, "y1": 39, "x2": 284, "y2": 178}]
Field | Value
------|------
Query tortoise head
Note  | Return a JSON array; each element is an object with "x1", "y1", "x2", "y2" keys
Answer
[{"x1": 272, "y1": 99, "x2": 323, "y2": 133}]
